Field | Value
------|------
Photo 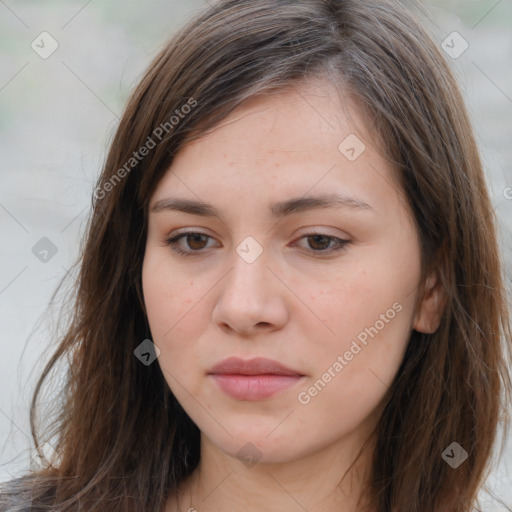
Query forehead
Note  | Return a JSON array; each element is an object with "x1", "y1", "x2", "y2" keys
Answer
[
  {"x1": 186, "y1": 79, "x2": 365, "y2": 156},
  {"x1": 150, "y1": 79, "x2": 403, "y2": 217}
]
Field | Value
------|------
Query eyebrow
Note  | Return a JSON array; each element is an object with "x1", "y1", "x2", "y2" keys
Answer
[{"x1": 150, "y1": 193, "x2": 373, "y2": 218}]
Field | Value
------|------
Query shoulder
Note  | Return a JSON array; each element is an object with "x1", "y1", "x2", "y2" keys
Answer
[{"x1": 0, "y1": 476, "x2": 38, "y2": 512}]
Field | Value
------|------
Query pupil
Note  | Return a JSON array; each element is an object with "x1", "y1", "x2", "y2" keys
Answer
[
  {"x1": 188, "y1": 234, "x2": 206, "y2": 250},
  {"x1": 309, "y1": 235, "x2": 329, "y2": 250}
]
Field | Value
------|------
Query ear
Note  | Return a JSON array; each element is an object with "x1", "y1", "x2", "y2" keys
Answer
[{"x1": 413, "y1": 271, "x2": 447, "y2": 334}]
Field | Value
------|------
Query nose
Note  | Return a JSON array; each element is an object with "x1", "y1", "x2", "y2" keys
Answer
[{"x1": 211, "y1": 247, "x2": 289, "y2": 336}]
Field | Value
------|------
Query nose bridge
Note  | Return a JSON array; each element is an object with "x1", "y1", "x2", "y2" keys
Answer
[
  {"x1": 212, "y1": 239, "x2": 288, "y2": 333},
  {"x1": 226, "y1": 240, "x2": 272, "y2": 299}
]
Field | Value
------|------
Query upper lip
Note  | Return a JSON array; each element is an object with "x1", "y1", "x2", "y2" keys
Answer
[{"x1": 209, "y1": 357, "x2": 303, "y2": 376}]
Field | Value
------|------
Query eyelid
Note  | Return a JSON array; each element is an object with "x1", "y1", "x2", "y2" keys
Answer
[
  {"x1": 294, "y1": 227, "x2": 350, "y2": 239},
  {"x1": 290, "y1": 230, "x2": 351, "y2": 254},
  {"x1": 164, "y1": 230, "x2": 220, "y2": 255},
  {"x1": 166, "y1": 226, "x2": 350, "y2": 241},
  {"x1": 164, "y1": 228, "x2": 352, "y2": 257}
]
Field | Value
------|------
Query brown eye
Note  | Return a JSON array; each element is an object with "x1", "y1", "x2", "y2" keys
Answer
[
  {"x1": 165, "y1": 231, "x2": 350, "y2": 258},
  {"x1": 186, "y1": 233, "x2": 209, "y2": 250},
  {"x1": 165, "y1": 231, "x2": 216, "y2": 256},
  {"x1": 293, "y1": 233, "x2": 351, "y2": 255},
  {"x1": 306, "y1": 235, "x2": 333, "y2": 251}
]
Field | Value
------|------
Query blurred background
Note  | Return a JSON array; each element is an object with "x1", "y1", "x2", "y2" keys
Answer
[{"x1": 0, "y1": 0, "x2": 511, "y2": 509}]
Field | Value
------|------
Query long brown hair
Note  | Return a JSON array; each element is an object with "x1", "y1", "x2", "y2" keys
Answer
[{"x1": 1, "y1": 1, "x2": 511, "y2": 511}]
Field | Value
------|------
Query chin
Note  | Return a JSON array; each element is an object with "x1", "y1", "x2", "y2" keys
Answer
[
  {"x1": 201, "y1": 420, "x2": 312, "y2": 466},
  {"x1": 222, "y1": 438, "x2": 301, "y2": 466}
]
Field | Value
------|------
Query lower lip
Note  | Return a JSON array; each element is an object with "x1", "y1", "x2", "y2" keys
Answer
[{"x1": 210, "y1": 374, "x2": 303, "y2": 400}]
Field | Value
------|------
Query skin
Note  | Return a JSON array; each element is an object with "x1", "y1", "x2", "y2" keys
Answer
[{"x1": 142, "y1": 78, "x2": 445, "y2": 512}]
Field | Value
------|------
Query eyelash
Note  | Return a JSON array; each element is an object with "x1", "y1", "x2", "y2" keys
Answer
[{"x1": 164, "y1": 231, "x2": 351, "y2": 257}]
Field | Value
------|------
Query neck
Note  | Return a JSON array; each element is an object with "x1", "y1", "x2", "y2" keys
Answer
[{"x1": 175, "y1": 429, "x2": 376, "y2": 512}]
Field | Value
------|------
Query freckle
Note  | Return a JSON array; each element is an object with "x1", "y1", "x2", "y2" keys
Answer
[
  {"x1": 275, "y1": 163, "x2": 280, "y2": 167},
  {"x1": 223, "y1": 154, "x2": 227, "y2": 158}
]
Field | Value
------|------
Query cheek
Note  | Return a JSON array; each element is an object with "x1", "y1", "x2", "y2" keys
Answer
[
  {"x1": 142, "y1": 250, "x2": 233, "y2": 404},
  {"x1": 298, "y1": 258, "x2": 415, "y2": 344},
  {"x1": 141, "y1": 252, "x2": 208, "y2": 356},
  {"x1": 296, "y1": 257, "x2": 418, "y2": 418},
  {"x1": 291, "y1": 279, "x2": 414, "y2": 442}
]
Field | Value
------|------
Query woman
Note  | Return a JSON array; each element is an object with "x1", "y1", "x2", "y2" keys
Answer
[{"x1": 1, "y1": 0, "x2": 511, "y2": 511}]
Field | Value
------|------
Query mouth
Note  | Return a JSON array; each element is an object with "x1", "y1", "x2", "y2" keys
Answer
[{"x1": 208, "y1": 357, "x2": 305, "y2": 401}]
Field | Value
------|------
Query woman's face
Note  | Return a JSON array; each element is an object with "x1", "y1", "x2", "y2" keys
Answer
[{"x1": 142, "y1": 79, "x2": 435, "y2": 465}]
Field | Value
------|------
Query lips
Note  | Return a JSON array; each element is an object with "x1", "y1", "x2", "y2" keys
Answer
[
  {"x1": 208, "y1": 357, "x2": 305, "y2": 400},
  {"x1": 209, "y1": 357, "x2": 303, "y2": 376}
]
